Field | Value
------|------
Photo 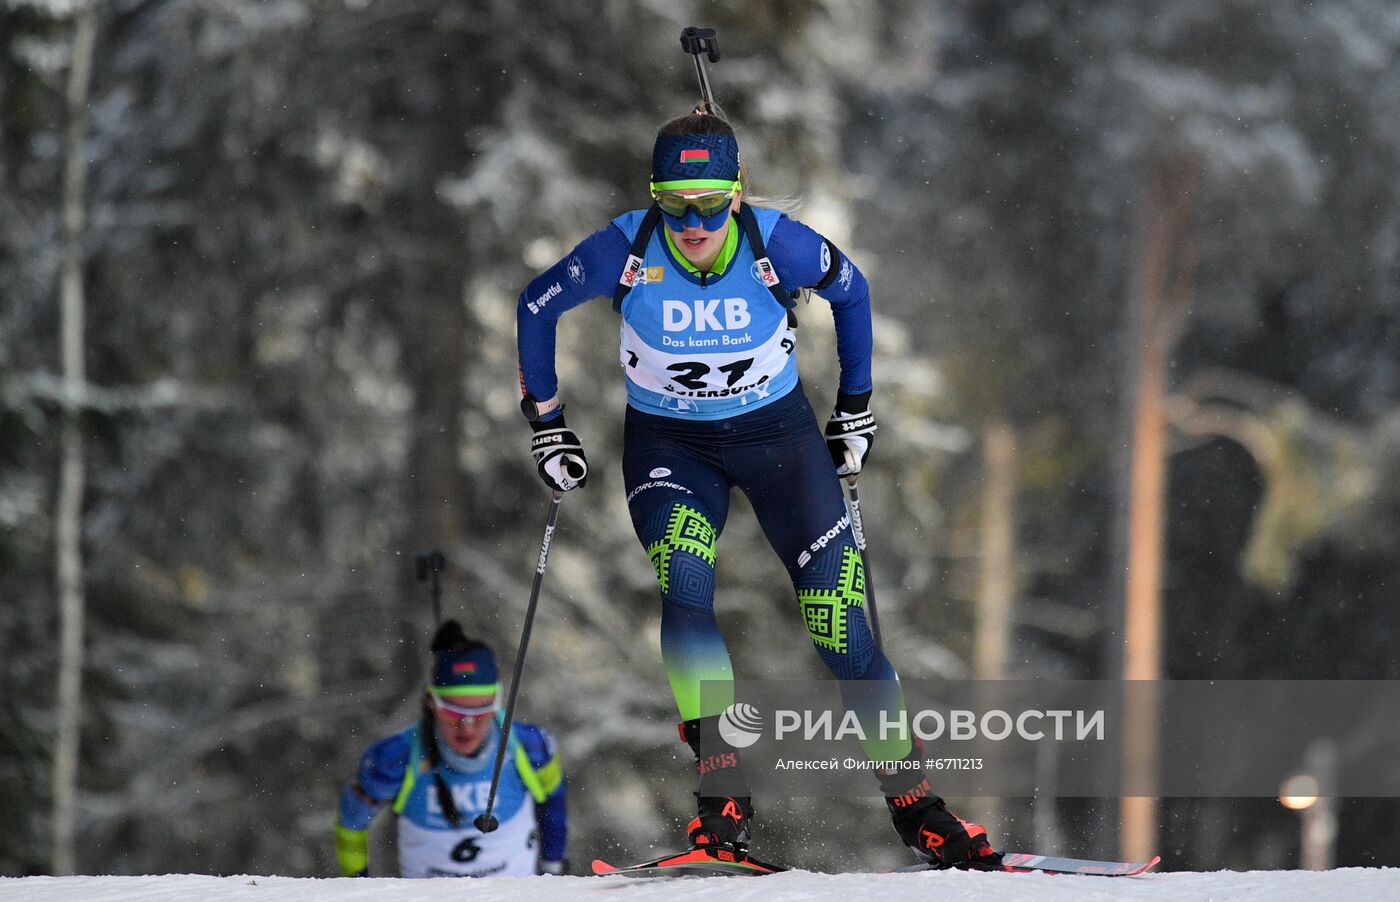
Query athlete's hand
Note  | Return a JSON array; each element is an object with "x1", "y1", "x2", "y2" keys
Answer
[
  {"x1": 824, "y1": 390, "x2": 876, "y2": 476},
  {"x1": 530, "y1": 413, "x2": 589, "y2": 492}
]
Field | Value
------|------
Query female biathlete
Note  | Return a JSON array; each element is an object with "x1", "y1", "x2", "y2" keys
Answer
[{"x1": 515, "y1": 111, "x2": 999, "y2": 868}]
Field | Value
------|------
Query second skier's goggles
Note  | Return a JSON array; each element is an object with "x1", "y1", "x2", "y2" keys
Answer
[
  {"x1": 650, "y1": 179, "x2": 741, "y2": 219},
  {"x1": 430, "y1": 692, "x2": 496, "y2": 725}
]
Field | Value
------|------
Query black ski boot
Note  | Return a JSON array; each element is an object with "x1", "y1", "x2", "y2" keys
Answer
[
  {"x1": 878, "y1": 745, "x2": 1001, "y2": 867},
  {"x1": 687, "y1": 794, "x2": 754, "y2": 851},
  {"x1": 680, "y1": 715, "x2": 754, "y2": 851}
]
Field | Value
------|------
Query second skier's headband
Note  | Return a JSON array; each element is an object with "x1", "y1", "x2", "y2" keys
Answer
[
  {"x1": 651, "y1": 131, "x2": 740, "y2": 188},
  {"x1": 431, "y1": 644, "x2": 499, "y2": 697}
]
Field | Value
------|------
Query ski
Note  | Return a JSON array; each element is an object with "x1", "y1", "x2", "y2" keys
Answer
[
  {"x1": 591, "y1": 845, "x2": 789, "y2": 877},
  {"x1": 997, "y1": 851, "x2": 1161, "y2": 876},
  {"x1": 894, "y1": 851, "x2": 1161, "y2": 876}
]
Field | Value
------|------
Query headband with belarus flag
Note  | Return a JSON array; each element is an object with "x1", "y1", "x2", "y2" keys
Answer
[
  {"x1": 431, "y1": 644, "x2": 499, "y2": 697},
  {"x1": 651, "y1": 131, "x2": 741, "y2": 189}
]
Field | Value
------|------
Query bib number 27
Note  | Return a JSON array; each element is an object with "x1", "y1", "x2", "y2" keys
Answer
[{"x1": 666, "y1": 357, "x2": 753, "y2": 390}]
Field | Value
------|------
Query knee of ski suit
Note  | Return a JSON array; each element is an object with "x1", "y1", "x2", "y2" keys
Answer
[
  {"x1": 644, "y1": 500, "x2": 719, "y2": 613},
  {"x1": 794, "y1": 538, "x2": 889, "y2": 680}
]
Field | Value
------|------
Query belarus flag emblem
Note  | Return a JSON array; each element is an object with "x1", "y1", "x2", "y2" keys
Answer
[{"x1": 680, "y1": 148, "x2": 710, "y2": 163}]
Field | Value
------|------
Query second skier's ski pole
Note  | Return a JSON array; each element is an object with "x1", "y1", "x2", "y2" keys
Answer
[
  {"x1": 475, "y1": 490, "x2": 564, "y2": 832},
  {"x1": 844, "y1": 476, "x2": 884, "y2": 651}
]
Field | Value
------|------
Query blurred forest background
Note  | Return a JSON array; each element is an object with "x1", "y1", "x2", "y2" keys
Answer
[{"x1": 5, "y1": 0, "x2": 1400, "y2": 879}]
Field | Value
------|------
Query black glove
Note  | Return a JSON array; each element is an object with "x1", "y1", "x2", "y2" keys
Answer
[
  {"x1": 529, "y1": 413, "x2": 588, "y2": 492},
  {"x1": 823, "y1": 390, "x2": 876, "y2": 476}
]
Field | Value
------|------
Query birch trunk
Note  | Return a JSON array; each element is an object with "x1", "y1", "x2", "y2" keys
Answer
[
  {"x1": 974, "y1": 419, "x2": 1016, "y2": 682},
  {"x1": 51, "y1": 2, "x2": 97, "y2": 877}
]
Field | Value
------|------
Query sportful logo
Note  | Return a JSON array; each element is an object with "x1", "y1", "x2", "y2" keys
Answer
[
  {"x1": 527, "y1": 281, "x2": 562, "y2": 314},
  {"x1": 797, "y1": 512, "x2": 851, "y2": 568},
  {"x1": 680, "y1": 148, "x2": 711, "y2": 163},
  {"x1": 718, "y1": 703, "x2": 764, "y2": 749},
  {"x1": 566, "y1": 255, "x2": 586, "y2": 285}
]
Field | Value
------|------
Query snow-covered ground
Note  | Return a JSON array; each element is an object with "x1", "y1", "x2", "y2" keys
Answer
[{"x1": 3, "y1": 868, "x2": 1398, "y2": 901}]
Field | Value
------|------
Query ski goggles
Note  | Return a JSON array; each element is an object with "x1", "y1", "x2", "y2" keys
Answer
[
  {"x1": 430, "y1": 692, "x2": 497, "y2": 725},
  {"x1": 650, "y1": 179, "x2": 741, "y2": 219}
]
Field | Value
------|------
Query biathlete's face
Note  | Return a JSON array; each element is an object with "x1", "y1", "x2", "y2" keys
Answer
[
  {"x1": 429, "y1": 691, "x2": 496, "y2": 756},
  {"x1": 652, "y1": 182, "x2": 742, "y2": 270}
]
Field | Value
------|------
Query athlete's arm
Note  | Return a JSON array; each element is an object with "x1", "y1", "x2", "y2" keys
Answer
[
  {"x1": 516, "y1": 225, "x2": 632, "y2": 420},
  {"x1": 335, "y1": 733, "x2": 411, "y2": 876},
  {"x1": 767, "y1": 215, "x2": 873, "y2": 395},
  {"x1": 517, "y1": 723, "x2": 568, "y2": 868}
]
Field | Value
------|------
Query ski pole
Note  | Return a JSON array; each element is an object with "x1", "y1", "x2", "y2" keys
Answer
[
  {"x1": 475, "y1": 490, "x2": 564, "y2": 832},
  {"x1": 414, "y1": 549, "x2": 446, "y2": 626},
  {"x1": 844, "y1": 476, "x2": 884, "y2": 651},
  {"x1": 679, "y1": 26, "x2": 721, "y2": 113}
]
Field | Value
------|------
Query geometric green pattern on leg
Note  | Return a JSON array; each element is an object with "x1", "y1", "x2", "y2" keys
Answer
[
  {"x1": 838, "y1": 544, "x2": 866, "y2": 600},
  {"x1": 799, "y1": 590, "x2": 848, "y2": 653},
  {"x1": 798, "y1": 546, "x2": 865, "y2": 654},
  {"x1": 646, "y1": 504, "x2": 717, "y2": 594}
]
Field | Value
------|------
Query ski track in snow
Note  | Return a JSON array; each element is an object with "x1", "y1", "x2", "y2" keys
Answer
[{"x1": 2, "y1": 868, "x2": 1398, "y2": 901}]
